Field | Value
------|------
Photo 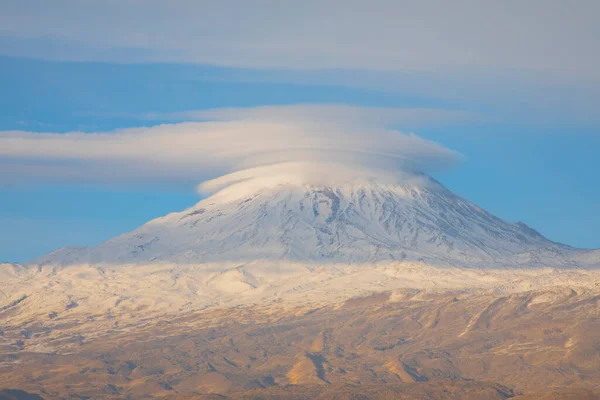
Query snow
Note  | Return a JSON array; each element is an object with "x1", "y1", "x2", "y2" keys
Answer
[{"x1": 32, "y1": 172, "x2": 594, "y2": 270}]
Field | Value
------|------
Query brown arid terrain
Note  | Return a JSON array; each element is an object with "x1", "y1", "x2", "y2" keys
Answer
[{"x1": 1, "y1": 286, "x2": 600, "y2": 399}]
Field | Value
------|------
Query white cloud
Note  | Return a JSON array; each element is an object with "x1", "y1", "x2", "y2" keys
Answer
[
  {"x1": 1, "y1": 0, "x2": 599, "y2": 82},
  {"x1": 0, "y1": 105, "x2": 462, "y2": 190},
  {"x1": 142, "y1": 104, "x2": 477, "y2": 126}
]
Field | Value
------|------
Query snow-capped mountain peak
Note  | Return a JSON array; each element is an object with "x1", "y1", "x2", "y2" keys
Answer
[{"x1": 34, "y1": 171, "x2": 587, "y2": 269}]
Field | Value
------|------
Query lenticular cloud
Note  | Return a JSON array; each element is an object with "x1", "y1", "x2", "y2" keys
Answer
[{"x1": 0, "y1": 105, "x2": 462, "y2": 190}]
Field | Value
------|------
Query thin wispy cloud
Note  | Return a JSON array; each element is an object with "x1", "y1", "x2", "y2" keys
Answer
[
  {"x1": 114, "y1": 104, "x2": 478, "y2": 127},
  {"x1": 0, "y1": 105, "x2": 462, "y2": 190},
  {"x1": 1, "y1": 1, "x2": 599, "y2": 82}
]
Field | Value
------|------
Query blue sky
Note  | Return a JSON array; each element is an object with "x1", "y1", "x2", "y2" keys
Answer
[{"x1": 1, "y1": 1, "x2": 599, "y2": 261}]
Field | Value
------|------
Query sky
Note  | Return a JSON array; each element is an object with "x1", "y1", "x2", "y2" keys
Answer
[{"x1": 1, "y1": 1, "x2": 599, "y2": 261}]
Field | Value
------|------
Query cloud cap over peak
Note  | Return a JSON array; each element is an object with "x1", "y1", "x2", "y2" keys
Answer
[{"x1": 0, "y1": 105, "x2": 462, "y2": 190}]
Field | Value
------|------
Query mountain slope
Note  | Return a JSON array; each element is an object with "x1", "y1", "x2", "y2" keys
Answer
[{"x1": 34, "y1": 174, "x2": 591, "y2": 269}]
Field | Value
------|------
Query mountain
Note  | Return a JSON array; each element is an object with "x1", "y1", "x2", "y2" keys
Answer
[
  {"x1": 13, "y1": 171, "x2": 597, "y2": 314},
  {"x1": 34, "y1": 173, "x2": 593, "y2": 269},
  {"x1": 4, "y1": 173, "x2": 600, "y2": 399}
]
